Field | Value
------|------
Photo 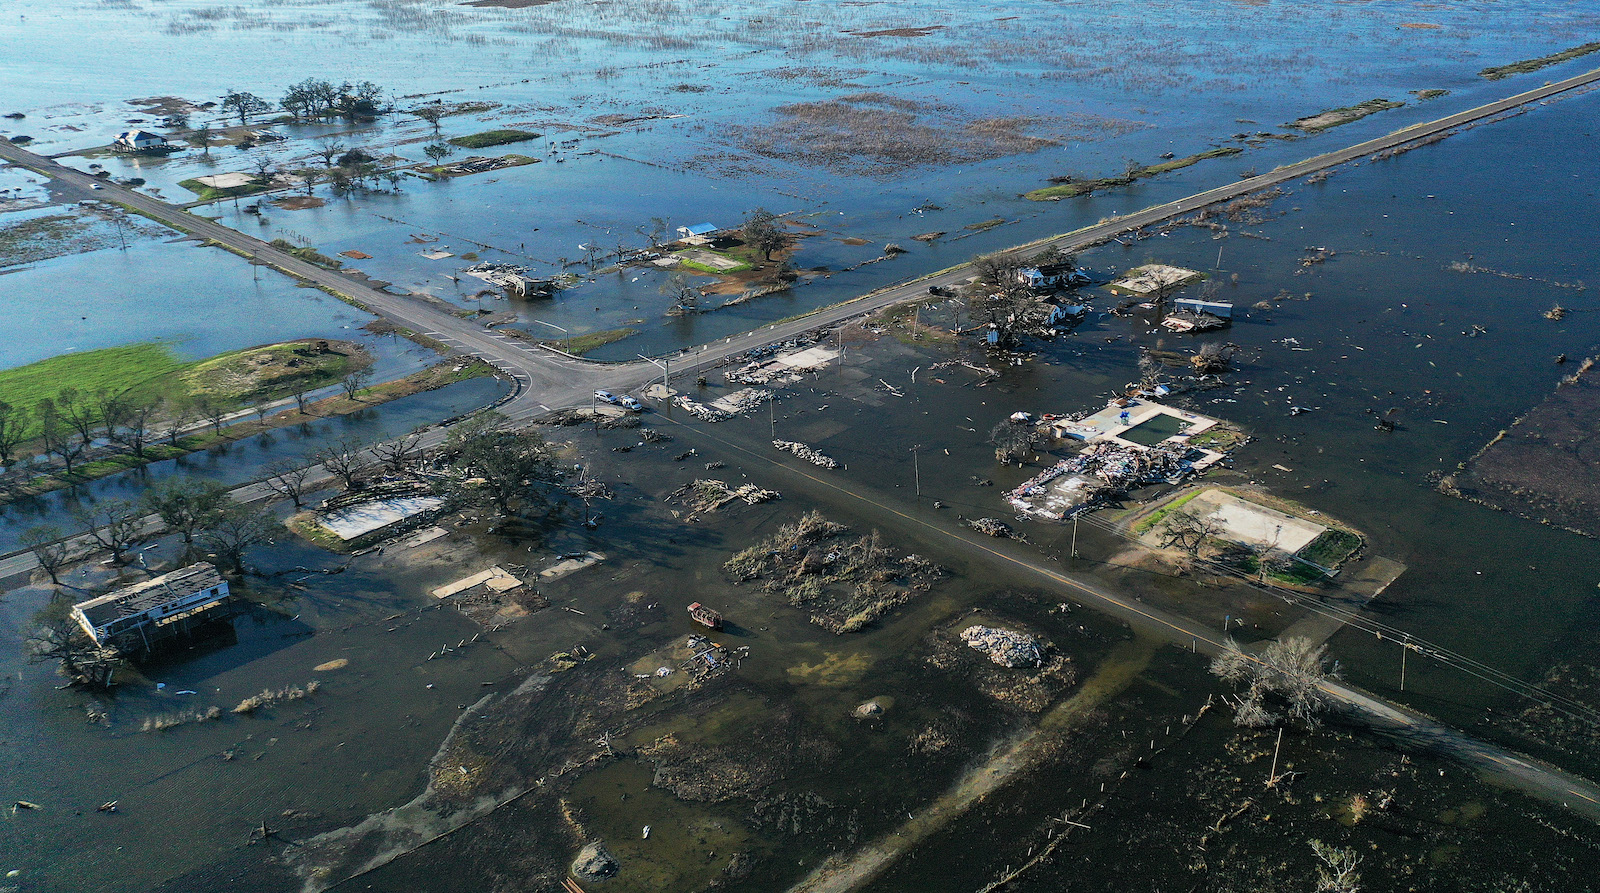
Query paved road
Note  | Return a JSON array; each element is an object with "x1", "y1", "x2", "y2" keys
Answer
[
  {"x1": 7, "y1": 65, "x2": 1598, "y2": 424},
  {"x1": 669, "y1": 418, "x2": 1600, "y2": 827}
]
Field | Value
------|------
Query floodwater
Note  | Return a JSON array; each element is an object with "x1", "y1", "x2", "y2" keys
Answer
[
  {"x1": 0, "y1": 375, "x2": 508, "y2": 554},
  {"x1": 6, "y1": 0, "x2": 1600, "y2": 890}
]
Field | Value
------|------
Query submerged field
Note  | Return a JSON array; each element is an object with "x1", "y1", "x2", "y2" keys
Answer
[{"x1": 5, "y1": 1, "x2": 1600, "y2": 891}]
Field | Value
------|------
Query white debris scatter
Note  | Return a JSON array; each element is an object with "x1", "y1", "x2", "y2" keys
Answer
[
  {"x1": 773, "y1": 440, "x2": 840, "y2": 468},
  {"x1": 961, "y1": 625, "x2": 1046, "y2": 668}
]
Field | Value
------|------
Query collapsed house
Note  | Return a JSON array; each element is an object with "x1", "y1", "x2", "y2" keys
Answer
[
  {"x1": 72, "y1": 563, "x2": 232, "y2": 653},
  {"x1": 463, "y1": 262, "x2": 555, "y2": 297}
]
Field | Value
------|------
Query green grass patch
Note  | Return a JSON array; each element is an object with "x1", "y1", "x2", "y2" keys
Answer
[
  {"x1": 1026, "y1": 148, "x2": 1244, "y2": 201},
  {"x1": 447, "y1": 129, "x2": 541, "y2": 149},
  {"x1": 1289, "y1": 99, "x2": 1404, "y2": 133},
  {"x1": 1187, "y1": 426, "x2": 1248, "y2": 450},
  {"x1": 129, "y1": 340, "x2": 367, "y2": 408},
  {"x1": 964, "y1": 217, "x2": 1007, "y2": 231},
  {"x1": 270, "y1": 239, "x2": 342, "y2": 269},
  {"x1": 1480, "y1": 41, "x2": 1600, "y2": 80},
  {"x1": 286, "y1": 514, "x2": 356, "y2": 553},
  {"x1": 1296, "y1": 528, "x2": 1363, "y2": 569},
  {"x1": 176, "y1": 177, "x2": 271, "y2": 202},
  {"x1": 542, "y1": 327, "x2": 640, "y2": 355},
  {"x1": 0, "y1": 343, "x2": 185, "y2": 419},
  {"x1": 1135, "y1": 489, "x2": 1204, "y2": 535}
]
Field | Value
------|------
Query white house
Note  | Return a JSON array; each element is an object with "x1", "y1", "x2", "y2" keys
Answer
[
  {"x1": 114, "y1": 129, "x2": 171, "y2": 152},
  {"x1": 676, "y1": 222, "x2": 720, "y2": 245},
  {"x1": 1016, "y1": 263, "x2": 1088, "y2": 291},
  {"x1": 72, "y1": 563, "x2": 230, "y2": 648}
]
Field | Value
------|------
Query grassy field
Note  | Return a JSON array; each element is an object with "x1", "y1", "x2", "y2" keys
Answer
[
  {"x1": 0, "y1": 342, "x2": 187, "y2": 413},
  {"x1": 447, "y1": 129, "x2": 541, "y2": 149},
  {"x1": 176, "y1": 177, "x2": 271, "y2": 202},
  {"x1": 1026, "y1": 148, "x2": 1243, "y2": 201},
  {"x1": 542, "y1": 327, "x2": 640, "y2": 355},
  {"x1": 1481, "y1": 40, "x2": 1600, "y2": 80}
]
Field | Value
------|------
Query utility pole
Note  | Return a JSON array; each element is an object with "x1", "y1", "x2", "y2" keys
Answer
[
  {"x1": 769, "y1": 395, "x2": 775, "y2": 439},
  {"x1": 1071, "y1": 513, "x2": 1079, "y2": 560},
  {"x1": 1401, "y1": 636, "x2": 1410, "y2": 692}
]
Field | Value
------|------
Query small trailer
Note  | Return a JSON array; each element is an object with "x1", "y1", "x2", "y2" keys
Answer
[{"x1": 687, "y1": 602, "x2": 723, "y2": 630}]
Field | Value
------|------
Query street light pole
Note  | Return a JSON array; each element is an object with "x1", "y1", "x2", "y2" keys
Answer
[
  {"x1": 912, "y1": 445, "x2": 920, "y2": 498},
  {"x1": 532, "y1": 319, "x2": 570, "y2": 354},
  {"x1": 637, "y1": 354, "x2": 670, "y2": 390}
]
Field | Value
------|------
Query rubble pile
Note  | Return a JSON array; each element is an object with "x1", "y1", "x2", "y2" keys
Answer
[
  {"x1": 965, "y1": 517, "x2": 1019, "y2": 538},
  {"x1": 673, "y1": 395, "x2": 733, "y2": 422},
  {"x1": 670, "y1": 479, "x2": 781, "y2": 517},
  {"x1": 960, "y1": 625, "x2": 1046, "y2": 668},
  {"x1": 773, "y1": 440, "x2": 840, "y2": 469}
]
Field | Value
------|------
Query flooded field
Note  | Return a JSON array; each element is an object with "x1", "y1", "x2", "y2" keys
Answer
[{"x1": 6, "y1": 1, "x2": 1600, "y2": 891}]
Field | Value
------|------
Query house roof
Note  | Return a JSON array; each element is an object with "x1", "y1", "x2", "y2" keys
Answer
[
  {"x1": 681, "y1": 223, "x2": 719, "y2": 236},
  {"x1": 74, "y1": 563, "x2": 225, "y2": 627},
  {"x1": 116, "y1": 129, "x2": 167, "y2": 142}
]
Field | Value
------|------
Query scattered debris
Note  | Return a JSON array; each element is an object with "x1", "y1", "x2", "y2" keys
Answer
[
  {"x1": 571, "y1": 841, "x2": 620, "y2": 880},
  {"x1": 773, "y1": 440, "x2": 840, "y2": 468},
  {"x1": 960, "y1": 625, "x2": 1045, "y2": 668},
  {"x1": 965, "y1": 517, "x2": 1022, "y2": 539}
]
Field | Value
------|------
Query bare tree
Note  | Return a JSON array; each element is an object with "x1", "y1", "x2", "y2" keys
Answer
[
  {"x1": 262, "y1": 460, "x2": 314, "y2": 507},
  {"x1": 251, "y1": 155, "x2": 277, "y2": 187},
  {"x1": 372, "y1": 432, "x2": 422, "y2": 472},
  {"x1": 37, "y1": 399, "x2": 86, "y2": 475},
  {"x1": 298, "y1": 169, "x2": 322, "y2": 196},
  {"x1": 314, "y1": 438, "x2": 365, "y2": 490},
  {"x1": 314, "y1": 140, "x2": 346, "y2": 168},
  {"x1": 989, "y1": 418, "x2": 1037, "y2": 465},
  {"x1": 641, "y1": 216, "x2": 669, "y2": 249},
  {"x1": 70, "y1": 499, "x2": 144, "y2": 565},
  {"x1": 1311, "y1": 840, "x2": 1361, "y2": 893},
  {"x1": 1210, "y1": 637, "x2": 1335, "y2": 728},
  {"x1": 664, "y1": 273, "x2": 702, "y2": 315},
  {"x1": 340, "y1": 368, "x2": 373, "y2": 400},
  {"x1": 194, "y1": 123, "x2": 213, "y2": 156},
  {"x1": 199, "y1": 504, "x2": 279, "y2": 575},
  {"x1": 1158, "y1": 507, "x2": 1220, "y2": 558},
  {"x1": 27, "y1": 601, "x2": 123, "y2": 690},
  {"x1": 21, "y1": 525, "x2": 70, "y2": 585},
  {"x1": 409, "y1": 105, "x2": 445, "y2": 134},
  {"x1": 0, "y1": 399, "x2": 27, "y2": 467},
  {"x1": 56, "y1": 387, "x2": 102, "y2": 447},
  {"x1": 290, "y1": 384, "x2": 312, "y2": 415},
  {"x1": 160, "y1": 400, "x2": 194, "y2": 447},
  {"x1": 112, "y1": 396, "x2": 161, "y2": 459},
  {"x1": 195, "y1": 396, "x2": 228, "y2": 434},
  {"x1": 142, "y1": 478, "x2": 230, "y2": 544}
]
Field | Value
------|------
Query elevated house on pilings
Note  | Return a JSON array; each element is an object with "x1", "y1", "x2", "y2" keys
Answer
[{"x1": 71, "y1": 563, "x2": 233, "y2": 656}]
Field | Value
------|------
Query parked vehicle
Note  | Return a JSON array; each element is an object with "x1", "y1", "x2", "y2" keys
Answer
[
  {"x1": 618, "y1": 395, "x2": 642, "y2": 411},
  {"x1": 594, "y1": 389, "x2": 619, "y2": 405}
]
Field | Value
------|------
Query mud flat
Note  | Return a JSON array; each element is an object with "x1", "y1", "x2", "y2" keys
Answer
[{"x1": 1443, "y1": 358, "x2": 1600, "y2": 538}]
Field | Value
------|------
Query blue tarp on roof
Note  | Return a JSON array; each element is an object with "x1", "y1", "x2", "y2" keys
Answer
[{"x1": 682, "y1": 222, "x2": 719, "y2": 236}]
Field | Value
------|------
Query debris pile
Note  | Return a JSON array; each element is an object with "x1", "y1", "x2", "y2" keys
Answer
[
  {"x1": 960, "y1": 625, "x2": 1045, "y2": 668},
  {"x1": 670, "y1": 479, "x2": 781, "y2": 518},
  {"x1": 724, "y1": 511, "x2": 941, "y2": 633},
  {"x1": 572, "y1": 841, "x2": 619, "y2": 880},
  {"x1": 773, "y1": 440, "x2": 840, "y2": 469},
  {"x1": 673, "y1": 395, "x2": 733, "y2": 422},
  {"x1": 965, "y1": 517, "x2": 1020, "y2": 538}
]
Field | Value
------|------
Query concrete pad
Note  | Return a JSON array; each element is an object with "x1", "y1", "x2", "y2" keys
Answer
[
  {"x1": 319, "y1": 496, "x2": 445, "y2": 540},
  {"x1": 433, "y1": 566, "x2": 523, "y2": 599},
  {"x1": 193, "y1": 172, "x2": 255, "y2": 189},
  {"x1": 395, "y1": 526, "x2": 449, "y2": 550},
  {"x1": 775, "y1": 346, "x2": 841, "y2": 370},
  {"x1": 539, "y1": 551, "x2": 605, "y2": 582},
  {"x1": 1187, "y1": 490, "x2": 1325, "y2": 553}
]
